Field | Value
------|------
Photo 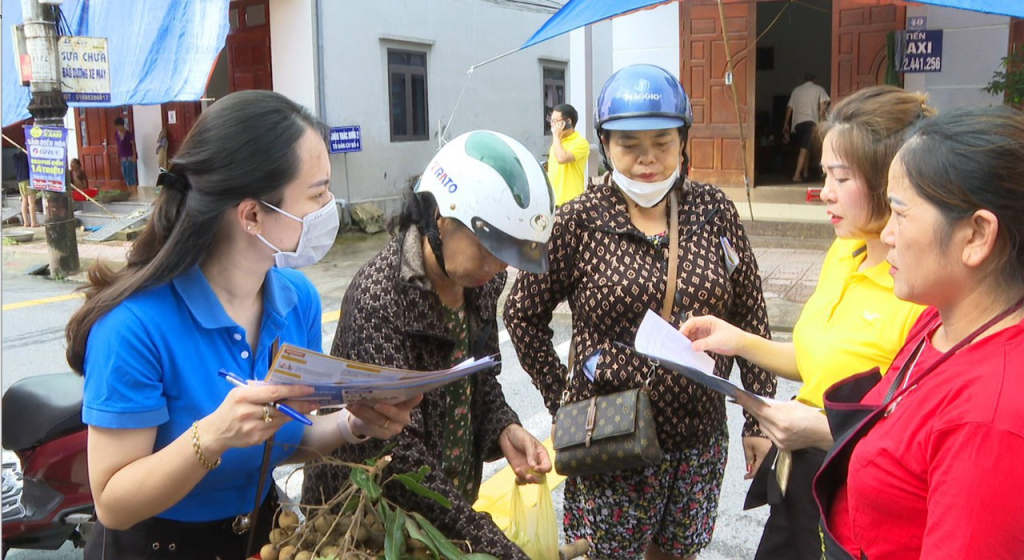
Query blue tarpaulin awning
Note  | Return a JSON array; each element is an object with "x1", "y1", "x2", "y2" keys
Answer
[
  {"x1": 915, "y1": 0, "x2": 1024, "y2": 19},
  {"x1": 521, "y1": 0, "x2": 1024, "y2": 50},
  {"x1": 2, "y1": 0, "x2": 229, "y2": 127},
  {"x1": 521, "y1": 0, "x2": 669, "y2": 50}
]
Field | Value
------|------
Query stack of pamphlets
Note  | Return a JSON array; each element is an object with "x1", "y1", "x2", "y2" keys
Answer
[{"x1": 265, "y1": 344, "x2": 498, "y2": 407}]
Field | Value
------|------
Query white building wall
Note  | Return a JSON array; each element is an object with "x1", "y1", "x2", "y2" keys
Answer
[
  {"x1": 558, "y1": 2, "x2": 679, "y2": 175},
  {"x1": 64, "y1": 112, "x2": 78, "y2": 161},
  {"x1": 610, "y1": 2, "x2": 680, "y2": 78},
  {"x1": 901, "y1": 6, "x2": 1008, "y2": 111},
  {"x1": 317, "y1": 0, "x2": 568, "y2": 210},
  {"x1": 270, "y1": 0, "x2": 318, "y2": 113},
  {"x1": 132, "y1": 104, "x2": 163, "y2": 187},
  {"x1": 569, "y1": 20, "x2": 613, "y2": 176}
]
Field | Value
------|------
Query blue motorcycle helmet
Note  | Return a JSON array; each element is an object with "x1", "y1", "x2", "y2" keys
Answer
[
  {"x1": 595, "y1": 64, "x2": 693, "y2": 132},
  {"x1": 595, "y1": 64, "x2": 693, "y2": 173}
]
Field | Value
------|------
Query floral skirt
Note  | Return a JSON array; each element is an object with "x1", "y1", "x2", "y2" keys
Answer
[{"x1": 563, "y1": 426, "x2": 728, "y2": 558}]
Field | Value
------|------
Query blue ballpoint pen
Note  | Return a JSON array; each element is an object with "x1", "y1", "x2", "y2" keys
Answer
[{"x1": 217, "y1": 369, "x2": 313, "y2": 426}]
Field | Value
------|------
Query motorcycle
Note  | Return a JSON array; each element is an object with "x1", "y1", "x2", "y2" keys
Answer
[{"x1": 2, "y1": 372, "x2": 93, "y2": 558}]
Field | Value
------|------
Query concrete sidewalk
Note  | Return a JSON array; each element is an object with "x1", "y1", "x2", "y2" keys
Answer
[{"x1": 1, "y1": 227, "x2": 831, "y2": 330}]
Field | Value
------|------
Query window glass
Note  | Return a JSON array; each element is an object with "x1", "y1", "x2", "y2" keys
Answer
[
  {"x1": 388, "y1": 49, "x2": 429, "y2": 141},
  {"x1": 245, "y1": 4, "x2": 267, "y2": 26},
  {"x1": 542, "y1": 66, "x2": 566, "y2": 135}
]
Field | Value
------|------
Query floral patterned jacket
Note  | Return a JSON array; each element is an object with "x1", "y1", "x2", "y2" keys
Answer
[
  {"x1": 301, "y1": 228, "x2": 527, "y2": 559},
  {"x1": 504, "y1": 175, "x2": 776, "y2": 452}
]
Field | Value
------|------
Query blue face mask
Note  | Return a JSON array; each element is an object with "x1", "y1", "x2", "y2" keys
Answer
[{"x1": 256, "y1": 194, "x2": 340, "y2": 268}]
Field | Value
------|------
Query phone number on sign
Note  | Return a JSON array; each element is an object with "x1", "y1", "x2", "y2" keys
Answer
[{"x1": 901, "y1": 56, "x2": 941, "y2": 72}]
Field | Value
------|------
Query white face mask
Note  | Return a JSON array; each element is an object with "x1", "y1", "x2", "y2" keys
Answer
[
  {"x1": 257, "y1": 194, "x2": 340, "y2": 268},
  {"x1": 611, "y1": 166, "x2": 681, "y2": 208}
]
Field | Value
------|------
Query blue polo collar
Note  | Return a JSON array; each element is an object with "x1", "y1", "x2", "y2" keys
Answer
[{"x1": 172, "y1": 265, "x2": 299, "y2": 330}]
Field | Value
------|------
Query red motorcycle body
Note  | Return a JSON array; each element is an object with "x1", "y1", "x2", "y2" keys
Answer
[{"x1": 2, "y1": 373, "x2": 93, "y2": 557}]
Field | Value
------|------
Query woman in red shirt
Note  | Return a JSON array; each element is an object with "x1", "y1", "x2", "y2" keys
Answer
[{"x1": 815, "y1": 106, "x2": 1024, "y2": 559}]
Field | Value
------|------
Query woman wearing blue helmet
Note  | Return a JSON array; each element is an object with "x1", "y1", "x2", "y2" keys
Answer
[{"x1": 505, "y1": 64, "x2": 776, "y2": 559}]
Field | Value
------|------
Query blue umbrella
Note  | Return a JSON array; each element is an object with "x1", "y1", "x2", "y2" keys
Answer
[{"x1": 522, "y1": 0, "x2": 1024, "y2": 49}]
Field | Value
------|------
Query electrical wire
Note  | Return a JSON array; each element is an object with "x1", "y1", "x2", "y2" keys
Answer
[
  {"x1": 489, "y1": 0, "x2": 561, "y2": 11},
  {"x1": 716, "y1": 0, "x2": 755, "y2": 221},
  {"x1": 733, "y1": 0, "x2": 793, "y2": 60},
  {"x1": 55, "y1": 6, "x2": 72, "y2": 37}
]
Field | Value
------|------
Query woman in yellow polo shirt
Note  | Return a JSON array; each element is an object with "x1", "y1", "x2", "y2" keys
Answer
[{"x1": 680, "y1": 86, "x2": 933, "y2": 560}]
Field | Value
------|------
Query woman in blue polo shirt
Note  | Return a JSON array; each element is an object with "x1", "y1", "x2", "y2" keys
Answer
[{"x1": 64, "y1": 90, "x2": 420, "y2": 560}]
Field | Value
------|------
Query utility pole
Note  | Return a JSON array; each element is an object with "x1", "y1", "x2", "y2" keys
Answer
[{"x1": 21, "y1": 0, "x2": 80, "y2": 278}]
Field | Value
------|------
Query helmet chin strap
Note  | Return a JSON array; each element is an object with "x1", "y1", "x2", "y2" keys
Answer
[{"x1": 425, "y1": 218, "x2": 449, "y2": 278}]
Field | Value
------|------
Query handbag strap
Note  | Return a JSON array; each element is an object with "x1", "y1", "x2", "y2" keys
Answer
[
  {"x1": 661, "y1": 190, "x2": 680, "y2": 321},
  {"x1": 564, "y1": 190, "x2": 681, "y2": 395},
  {"x1": 245, "y1": 337, "x2": 280, "y2": 557},
  {"x1": 881, "y1": 296, "x2": 1024, "y2": 407}
]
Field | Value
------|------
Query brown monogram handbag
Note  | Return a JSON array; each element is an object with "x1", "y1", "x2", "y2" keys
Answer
[{"x1": 552, "y1": 191, "x2": 679, "y2": 477}]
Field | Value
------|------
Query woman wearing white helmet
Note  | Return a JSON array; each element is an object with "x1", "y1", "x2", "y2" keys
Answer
[
  {"x1": 505, "y1": 64, "x2": 776, "y2": 559},
  {"x1": 302, "y1": 130, "x2": 553, "y2": 559}
]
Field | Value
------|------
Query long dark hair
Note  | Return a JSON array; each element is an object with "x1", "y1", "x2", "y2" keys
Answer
[
  {"x1": 66, "y1": 90, "x2": 327, "y2": 374},
  {"x1": 897, "y1": 105, "x2": 1024, "y2": 291}
]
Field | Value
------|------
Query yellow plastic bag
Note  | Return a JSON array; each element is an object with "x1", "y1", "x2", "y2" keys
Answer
[{"x1": 505, "y1": 474, "x2": 559, "y2": 560}]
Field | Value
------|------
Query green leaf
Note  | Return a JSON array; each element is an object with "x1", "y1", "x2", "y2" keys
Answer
[
  {"x1": 384, "y1": 505, "x2": 407, "y2": 560},
  {"x1": 341, "y1": 496, "x2": 359, "y2": 515},
  {"x1": 351, "y1": 468, "x2": 383, "y2": 501},
  {"x1": 373, "y1": 441, "x2": 398, "y2": 460},
  {"x1": 377, "y1": 501, "x2": 391, "y2": 526},
  {"x1": 407, "y1": 465, "x2": 432, "y2": 484},
  {"x1": 394, "y1": 474, "x2": 451, "y2": 509},
  {"x1": 405, "y1": 514, "x2": 440, "y2": 558},
  {"x1": 463, "y1": 555, "x2": 501, "y2": 560},
  {"x1": 410, "y1": 512, "x2": 466, "y2": 560}
]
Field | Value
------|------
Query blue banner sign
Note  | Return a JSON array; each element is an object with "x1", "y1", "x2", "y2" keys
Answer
[
  {"x1": 899, "y1": 29, "x2": 943, "y2": 73},
  {"x1": 329, "y1": 126, "x2": 361, "y2": 154},
  {"x1": 24, "y1": 125, "x2": 68, "y2": 193}
]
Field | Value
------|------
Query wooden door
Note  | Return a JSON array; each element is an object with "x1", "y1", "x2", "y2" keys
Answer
[
  {"x1": 832, "y1": 0, "x2": 905, "y2": 103},
  {"x1": 680, "y1": 1, "x2": 755, "y2": 189},
  {"x1": 75, "y1": 107, "x2": 132, "y2": 190},
  {"x1": 227, "y1": 0, "x2": 273, "y2": 92},
  {"x1": 161, "y1": 102, "x2": 203, "y2": 160},
  {"x1": 1012, "y1": 18, "x2": 1024, "y2": 53}
]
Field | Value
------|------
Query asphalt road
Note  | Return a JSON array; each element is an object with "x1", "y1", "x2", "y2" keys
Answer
[{"x1": 1, "y1": 253, "x2": 799, "y2": 560}]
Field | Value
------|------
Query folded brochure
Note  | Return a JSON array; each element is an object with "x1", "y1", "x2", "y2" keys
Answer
[
  {"x1": 632, "y1": 309, "x2": 764, "y2": 402},
  {"x1": 265, "y1": 344, "x2": 498, "y2": 406}
]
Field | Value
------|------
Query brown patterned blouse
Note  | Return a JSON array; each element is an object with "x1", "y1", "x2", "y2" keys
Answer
[
  {"x1": 503, "y1": 175, "x2": 776, "y2": 452},
  {"x1": 301, "y1": 229, "x2": 528, "y2": 559}
]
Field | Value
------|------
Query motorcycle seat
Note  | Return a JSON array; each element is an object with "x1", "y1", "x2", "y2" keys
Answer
[{"x1": 2, "y1": 373, "x2": 85, "y2": 452}]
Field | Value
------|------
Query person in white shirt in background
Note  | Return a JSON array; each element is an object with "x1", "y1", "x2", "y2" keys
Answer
[{"x1": 783, "y1": 73, "x2": 830, "y2": 182}]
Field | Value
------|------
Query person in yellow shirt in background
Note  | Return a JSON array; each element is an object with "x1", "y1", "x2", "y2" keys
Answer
[
  {"x1": 547, "y1": 103, "x2": 590, "y2": 206},
  {"x1": 680, "y1": 85, "x2": 933, "y2": 560}
]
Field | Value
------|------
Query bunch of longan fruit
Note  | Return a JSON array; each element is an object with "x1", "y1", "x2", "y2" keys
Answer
[{"x1": 256, "y1": 504, "x2": 433, "y2": 560}]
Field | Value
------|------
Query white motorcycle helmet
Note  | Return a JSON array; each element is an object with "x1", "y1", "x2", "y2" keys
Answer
[{"x1": 415, "y1": 130, "x2": 555, "y2": 274}]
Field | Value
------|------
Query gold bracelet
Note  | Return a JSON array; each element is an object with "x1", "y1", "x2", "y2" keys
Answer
[{"x1": 191, "y1": 421, "x2": 221, "y2": 471}]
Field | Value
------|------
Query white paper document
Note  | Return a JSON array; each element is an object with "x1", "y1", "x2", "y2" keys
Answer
[
  {"x1": 265, "y1": 344, "x2": 497, "y2": 406},
  {"x1": 633, "y1": 309, "x2": 763, "y2": 402}
]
